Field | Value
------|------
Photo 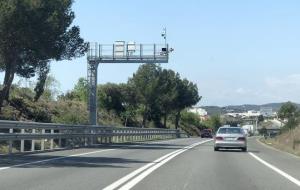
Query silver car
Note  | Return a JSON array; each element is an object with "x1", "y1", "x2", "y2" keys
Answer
[{"x1": 214, "y1": 127, "x2": 247, "y2": 152}]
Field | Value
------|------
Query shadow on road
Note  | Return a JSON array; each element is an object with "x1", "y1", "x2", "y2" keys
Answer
[
  {"x1": 0, "y1": 155, "x2": 149, "y2": 169},
  {"x1": 0, "y1": 142, "x2": 191, "y2": 169}
]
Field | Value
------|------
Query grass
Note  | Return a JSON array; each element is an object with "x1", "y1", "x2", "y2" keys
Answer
[
  {"x1": 0, "y1": 143, "x2": 17, "y2": 154},
  {"x1": 0, "y1": 144, "x2": 9, "y2": 154},
  {"x1": 260, "y1": 126, "x2": 300, "y2": 157}
]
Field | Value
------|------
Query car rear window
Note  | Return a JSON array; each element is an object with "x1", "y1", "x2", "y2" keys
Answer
[{"x1": 218, "y1": 128, "x2": 242, "y2": 134}]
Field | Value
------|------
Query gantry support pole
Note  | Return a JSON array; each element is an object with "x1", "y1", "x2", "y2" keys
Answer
[{"x1": 88, "y1": 61, "x2": 99, "y2": 125}]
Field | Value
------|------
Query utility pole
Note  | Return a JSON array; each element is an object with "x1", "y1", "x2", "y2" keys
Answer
[{"x1": 255, "y1": 117, "x2": 258, "y2": 135}]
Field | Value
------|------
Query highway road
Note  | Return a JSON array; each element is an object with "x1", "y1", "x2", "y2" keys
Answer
[{"x1": 0, "y1": 137, "x2": 299, "y2": 190}]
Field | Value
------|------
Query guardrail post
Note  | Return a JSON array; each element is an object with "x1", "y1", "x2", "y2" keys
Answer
[
  {"x1": 20, "y1": 129, "x2": 25, "y2": 152},
  {"x1": 91, "y1": 127, "x2": 96, "y2": 145},
  {"x1": 31, "y1": 129, "x2": 35, "y2": 152},
  {"x1": 109, "y1": 129, "x2": 113, "y2": 143},
  {"x1": 58, "y1": 130, "x2": 62, "y2": 148},
  {"x1": 134, "y1": 131, "x2": 137, "y2": 142},
  {"x1": 99, "y1": 134, "x2": 102, "y2": 144},
  {"x1": 176, "y1": 129, "x2": 180, "y2": 138},
  {"x1": 108, "y1": 128, "x2": 112, "y2": 144},
  {"x1": 129, "y1": 130, "x2": 132, "y2": 142},
  {"x1": 83, "y1": 129, "x2": 87, "y2": 146},
  {"x1": 41, "y1": 129, "x2": 45, "y2": 151},
  {"x1": 117, "y1": 135, "x2": 120, "y2": 143},
  {"x1": 50, "y1": 129, "x2": 54, "y2": 150},
  {"x1": 8, "y1": 128, "x2": 13, "y2": 154},
  {"x1": 99, "y1": 129, "x2": 102, "y2": 144}
]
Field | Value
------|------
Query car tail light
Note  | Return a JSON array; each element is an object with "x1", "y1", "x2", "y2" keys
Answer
[
  {"x1": 215, "y1": 136, "x2": 223, "y2": 140},
  {"x1": 238, "y1": 137, "x2": 246, "y2": 141}
]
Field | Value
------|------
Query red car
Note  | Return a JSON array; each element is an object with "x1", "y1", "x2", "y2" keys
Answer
[{"x1": 201, "y1": 129, "x2": 213, "y2": 138}]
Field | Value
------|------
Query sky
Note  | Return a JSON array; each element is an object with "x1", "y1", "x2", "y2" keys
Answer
[{"x1": 2, "y1": 0, "x2": 300, "y2": 106}]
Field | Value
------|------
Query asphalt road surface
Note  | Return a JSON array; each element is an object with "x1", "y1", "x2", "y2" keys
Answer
[{"x1": 0, "y1": 137, "x2": 299, "y2": 190}]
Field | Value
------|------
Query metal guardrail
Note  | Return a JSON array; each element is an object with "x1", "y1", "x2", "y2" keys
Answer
[{"x1": 0, "y1": 120, "x2": 186, "y2": 154}]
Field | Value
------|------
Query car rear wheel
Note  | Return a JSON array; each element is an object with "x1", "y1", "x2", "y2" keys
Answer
[
  {"x1": 241, "y1": 147, "x2": 247, "y2": 152},
  {"x1": 214, "y1": 147, "x2": 219, "y2": 151}
]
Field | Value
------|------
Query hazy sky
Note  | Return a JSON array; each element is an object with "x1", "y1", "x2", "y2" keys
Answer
[{"x1": 2, "y1": 0, "x2": 300, "y2": 106}]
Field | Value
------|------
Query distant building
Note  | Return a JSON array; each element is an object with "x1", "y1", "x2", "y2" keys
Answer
[
  {"x1": 225, "y1": 113, "x2": 240, "y2": 117},
  {"x1": 243, "y1": 110, "x2": 261, "y2": 117},
  {"x1": 225, "y1": 110, "x2": 261, "y2": 118},
  {"x1": 242, "y1": 124, "x2": 254, "y2": 134},
  {"x1": 188, "y1": 107, "x2": 207, "y2": 116},
  {"x1": 188, "y1": 107, "x2": 209, "y2": 121},
  {"x1": 260, "y1": 107, "x2": 274, "y2": 117}
]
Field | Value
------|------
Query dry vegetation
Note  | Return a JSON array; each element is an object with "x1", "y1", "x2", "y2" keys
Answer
[{"x1": 261, "y1": 126, "x2": 300, "y2": 157}]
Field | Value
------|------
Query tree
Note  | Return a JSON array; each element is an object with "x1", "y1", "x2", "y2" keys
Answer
[
  {"x1": 258, "y1": 115, "x2": 264, "y2": 123},
  {"x1": 181, "y1": 111, "x2": 202, "y2": 127},
  {"x1": 172, "y1": 74, "x2": 201, "y2": 129},
  {"x1": 128, "y1": 63, "x2": 162, "y2": 127},
  {"x1": 129, "y1": 64, "x2": 201, "y2": 128},
  {"x1": 157, "y1": 69, "x2": 177, "y2": 128},
  {"x1": 278, "y1": 102, "x2": 299, "y2": 132},
  {"x1": 57, "y1": 77, "x2": 88, "y2": 102},
  {"x1": 277, "y1": 102, "x2": 300, "y2": 149},
  {"x1": 118, "y1": 83, "x2": 138, "y2": 127},
  {"x1": 205, "y1": 115, "x2": 222, "y2": 132},
  {"x1": 0, "y1": 0, "x2": 87, "y2": 109},
  {"x1": 41, "y1": 75, "x2": 61, "y2": 101},
  {"x1": 98, "y1": 83, "x2": 125, "y2": 115},
  {"x1": 73, "y1": 77, "x2": 88, "y2": 102},
  {"x1": 278, "y1": 102, "x2": 298, "y2": 121},
  {"x1": 34, "y1": 62, "x2": 50, "y2": 101}
]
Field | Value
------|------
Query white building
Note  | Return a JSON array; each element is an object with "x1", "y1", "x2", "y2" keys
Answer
[
  {"x1": 242, "y1": 124, "x2": 254, "y2": 134},
  {"x1": 188, "y1": 107, "x2": 208, "y2": 116},
  {"x1": 260, "y1": 107, "x2": 275, "y2": 117},
  {"x1": 225, "y1": 110, "x2": 261, "y2": 118},
  {"x1": 242, "y1": 110, "x2": 261, "y2": 117}
]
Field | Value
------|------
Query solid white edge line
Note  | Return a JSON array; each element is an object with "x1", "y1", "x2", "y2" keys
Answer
[
  {"x1": 103, "y1": 139, "x2": 212, "y2": 190},
  {"x1": 0, "y1": 149, "x2": 115, "y2": 171},
  {"x1": 102, "y1": 149, "x2": 182, "y2": 190},
  {"x1": 117, "y1": 140, "x2": 212, "y2": 190},
  {"x1": 248, "y1": 152, "x2": 300, "y2": 187}
]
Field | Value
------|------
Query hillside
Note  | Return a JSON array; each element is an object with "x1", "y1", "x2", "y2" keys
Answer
[{"x1": 202, "y1": 102, "x2": 300, "y2": 115}]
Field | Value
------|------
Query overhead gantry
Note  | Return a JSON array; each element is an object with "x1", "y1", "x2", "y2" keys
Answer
[{"x1": 87, "y1": 41, "x2": 172, "y2": 125}]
